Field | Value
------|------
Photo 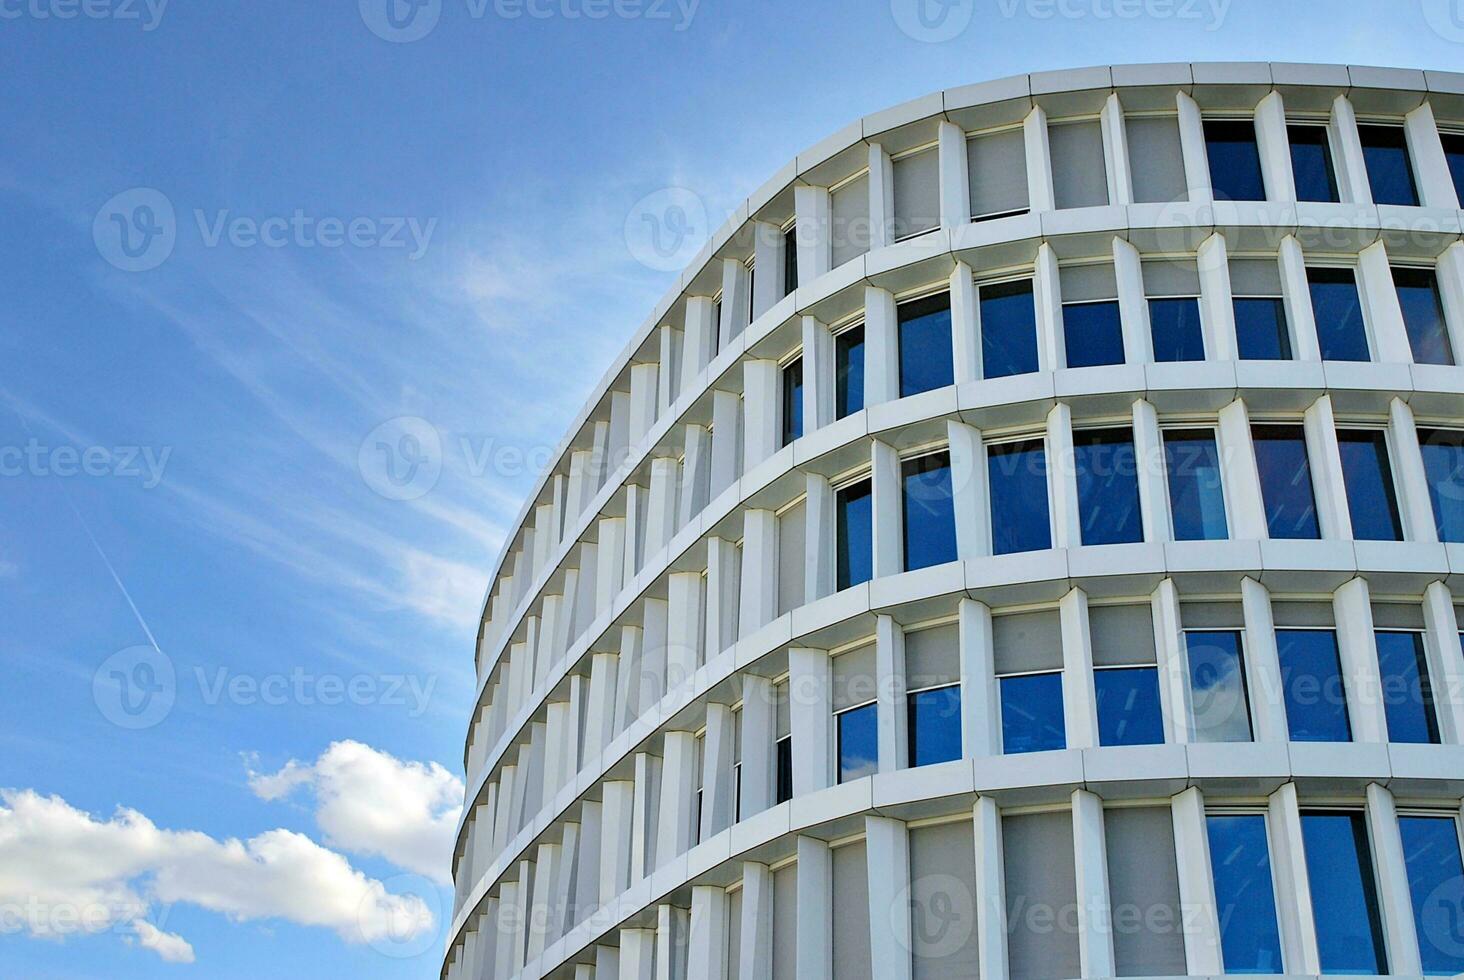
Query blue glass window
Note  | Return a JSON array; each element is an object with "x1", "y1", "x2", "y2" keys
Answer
[
  {"x1": 1063, "y1": 300, "x2": 1125, "y2": 368},
  {"x1": 1337, "y1": 429, "x2": 1402, "y2": 541},
  {"x1": 836, "y1": 702, "x2": 878, "y2": 782},
  {"x1": 1395, "y1": 267, "x2": 1454, "y2": 366},
  {"x1": 907, "y1": 685, "x2": 962, "y2": 767},
  {"x1": 1234, "y1": 297, "x2": 1292, "y2": 360},
  {"x1": 1000, "y1": 671, "x2": 1066, "y2": 754},
  {"x1": 1205, "y1": 119, "x2": 1267, "y2": 201},
  {"x1": 1308, "y1": 267, "x2": 1370, "y2": 362},
  {"x1": 1419, "y1": 429, "x2": 1464, "y2": 542},
  {"x1": 836, "y1": 479, "x2": 872, "y2": 591},
  {"x1": 1075, "y1": 429, "x2": 1142, "y2": 546},
  {"x1": 902, "y1": 452, "x2": 956, "y2": 571},
  {"x1": 1164, "y1": 429, "x2": 1229, "y2": 541},
  {"x1": 1277, "y1": 629, "x2": 1352, "y2": 742},
  {"x1": 898, "y1": 293, "x2": 954, "y2": 397},
  {"x1": 783, "y1": 225, "x2": 798, "y2": 297},
  {"x1": 1186, "y1": 630, "x2": 1253, "y2": 742},
  {"x1": 1375, "y1": 631, "x2": 1439, "y2": 744},
  {"x1": 1206, "y1": 813, "x2": 1284, "y2": 973},
  {"x1": 775, "y1": 735, "x2": 792, "y2": 804},
  {"x1": 1289, "y1": 124, "x2": 1340, "y2": 203},
  {"x1": 981, "y1": 279, "x2": 1039, "y2": 379},
  {"x1": 1399, "y1": 814, "x2": 1464, "y2": 975},
  {"x1": 1301, "y1": 811, "x2": 1389, "y2": 975},
  {"x1": 1359, "y1": 124, "x2": 1419, "y2": 207},
  {"x1": 781, "y1": 357, "x2": 803, "y2": 447},
  {"x1": 835, "y1": 325, "x2": 865, "y2": 419},
  {"x1": 1444, "y1": 132, "x2": 1464, "y2": 208},
  {"x1": 1149, "y1": 297, "x2": 1206, "y2": 362},
  {"x1": 988, "y1": 440, "x2": 1051, "y2": 555},
  {"x1": 1094, "y1": 666, "x2": 1164, "y2": 746},
  {"x1": 1252, "y1": 425, "x2": 1320, "y2": 539}
]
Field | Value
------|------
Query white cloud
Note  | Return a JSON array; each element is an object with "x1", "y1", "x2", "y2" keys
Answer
[
  {"x1": 0, "y1": 789, "x2": 434, "y2": 963},
  {"x1": 248, "y1": 740, "x2": 463, "y2": 884}
]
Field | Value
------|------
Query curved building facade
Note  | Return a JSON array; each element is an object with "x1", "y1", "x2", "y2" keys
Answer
[{"x1": 446, "y1": 63, "x2": 1464, "y2": 980}]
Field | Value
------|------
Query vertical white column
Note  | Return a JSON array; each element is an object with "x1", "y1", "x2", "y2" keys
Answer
[
  {"x1": 1406, "y1": 102, "x2": 1459, "y2": 209},
  {"x1": 948, "y1": 420, "x2": 991, "y2": 559},
  {"x1": 738, "y1": 509, "x2": 778, "y2": 635},
  {"x1": 1391, "y1": 398, "x2": 1439, "y2": 543},
  {"x1": 864, "y1": 285, "x2": 900, "y2": 406},
  {"x1": 1176, "y1": 90, "x2": 1212, "y2": 203},
  {"x1": 657, "y1": 329, "x2": 681, "y2": 417},
  {"x1": 751, "y1": 221, "x2": 786, "y2": 319},
  {"x1": 1152, "y1": 579, "x2": 1191, "y2": 743},
  {"x1": 1239, "y1": 576, "x2": 1289, "y2": 742},
  {"x1": 939, "y1": 119, "x2": 972, "y2": 229},
  {"x1": 1278, "y1": 235, "x2": 1321, "y2": 361},
  {"x1": 1366, "y1": 782, "x2": 1425, "y2": 975},
  {"x1": 869, "y1": 142, "x2": 895, "y2": 249},
  {"x1": 576, "y1": 801, "x2": 603, "y2": 917},
  {"x1": 527, "y1": 842, "x2": 561, "y2": 961},
  {"x1": 689, "y1": 886, "x2": 729, "y2": 980},
  {"x1": 793, "y1": 185, "x2": 832, "y2": 284},
  {"x1": 494, "y1": 880, "x2": 521, "y2": 978},
  {"x1": 1330, "y1": 94, "x2": 1371, "y2": 205},
  {"x1": 542, "y1": 701, "x2": 568, "y2": 802},
  {"x1": 1033, "y1": 241, "x2": 1064, "y2": 372},
  {"x1": 623, "y1": 483, "x2": 646, "y2": 582},
  {"x1": 1358, "y1": 240, "x2": 1412, "y2": 363},
  {"x1": 875, "y1": 615, "x2": 909, "y2": 772},
  {"x1": 1048, "y1": 402, "x2": 1082, "y2": 549},
  {"x1": 1133, "y1": 399, "x2": 1170, "y2": 544},
  {"x1": 805, "y1": 473, "x2": 837, "y2": 601},
  {"x1": 596, "y1": 517, "x2": 627, "y2": 615},
  {"x1": 865, "y1": 815, "x2": 913, "y2": 980},
  {"x1": 615, "y1": 624, "x2": 643, "y2": 733},
  {"x1": 1422, "y1": 582, "x2": 1464, "y2": 743},
  {"x1": 682, "y1": 296, "x2": 718, "y2": 383},
  {"x1": 718, "y1": 258, "x2": 751, "y2": 349},
  {"x1": 972, "y1": 796, "x2": 1008, "y2": 980},
  {"x1": 511, "y1": 860, "x2": 533, "y2": 972},
  {"x1": 709, "y1": 389, "x2": 742, "y2": 499},
  {"x1": 739, "y1": 862, "x2": 774, "y2": 980},
  {"x1": 705, "y1": 537, "x2": 741, "y2": 658},
  {"x1": 1302, "y1": 394, "x2": 1353, "y2": 539},
  {"x1": 871, "y1": 440, "x2": 904, "y2": 578},
  {"x1": 553, "y1": 822, "x2": 580, "y2": 941},
  {"x1": 959, "y1": 598, "x2": 1000, "y2": 758},
  {"x1": 629, "y1": 362, "x2": 660, "y2": 448},
  {"x1": 1113, "y1": 236, "x2": 1153, "y2": 365},
  {"x1": 679, "y1": 425, "x2": 712, "y2": 529},
  {"x1": 1434, "y1": 243, "x2": 1464, "y2": 359},
  {"x1": 493, "y1": 766, "x2": 517, "y2": 856},
  {"x1": 630, "y1": 752, "x2": 662, "y2": 880},
  {"x1": 743, "y1": 359, "x2": 780, "y2": 467},
  {"x1": 950, "y1": 261, "x2": 980, "y2": 385},
  {"x1": 665, "y1": 571, "x2": 704, "y2": 689},
  {"x1": 739, "y1": 674, "x2": 776, "y2": 816},
  {"x1": 788, "y1": 647, "x2": 833, "y2": 793},
  {"x1": 1060, "y1": 586, "x2": 1100, "y2": 749},
  {"x1": 1170, "y1": 787, "x2": 1224, "y2": 975},
  {"x1": 656, "y1": 904, "x2": 690, "y2": 980},
  {"x1": 1024, "y1": 104, "x2": 1056, "y2": 213},
  {"x1": 1100, "y1": 91, "x2": 1133, "y2": 206},
  {"x1": 1197, "y1": 231, "x2": 1237, "y2": 361},
  {"x1": 1217, "y1": 399, "x2": 1268, "y2": 540},
  {"x1": 1255, "y1": 90, "x2": 1295, "y2": 202},
  {"x1": 802, "y1": 315, "x2": 836, "y2": 433},
  {"x1": 701, "y1": 702, "x2": 736, "y2": 837},
  {"x1": 1333, "y1": 577, "x2": 1388, "y2": 743},
  {"x1": 1267, "y1": 781, "x2": 1322, "y2": 974},
  {"x1": 599, "y1": 780, "x2": 635, "y2": 901},
  {"x1": 656, "y1": 732, "x2": 698, "y2": 864},
  {"x1": 619, "y1": 927, "x2": 657, "y2": 980},
  {"x1": 644, "y1": 457, "x2": 679, "y2": 558},
  {"x1": 1072, "y1": 789, "x2": 1116, "y2": 978},
  {"x1": 796, "y1": 835, "x2": 833, "y2": 980}
]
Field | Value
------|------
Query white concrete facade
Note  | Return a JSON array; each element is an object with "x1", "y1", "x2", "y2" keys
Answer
[{"x1": 445, "y1": 63, "x2": 1464, "y2": 980}]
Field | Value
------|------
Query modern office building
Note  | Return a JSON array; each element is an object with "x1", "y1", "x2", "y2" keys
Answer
[{"x1": 445, "y1": 63, "x2": 1464, "y2": 980}]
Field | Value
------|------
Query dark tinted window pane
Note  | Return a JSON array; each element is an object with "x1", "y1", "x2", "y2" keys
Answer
[
  {"x1": 1277, "y1": 629, "x2": 1352, "y2": 742},
  {"x1": 1252, "y1": 425, "x2": 1320, "y2": 539},
  {"x1": 1308, "y1": 267, "x2": 1370, "y2": 362},
  {"x1": 836, "y1": 479, "x2": 873, "y2": 591},
  {"x1": 988, "y1": 440, "x2": 1051, "y2": 555},
  {"x1": 981, "y1": 279, "x2": 1039, "y2": 379},
  {"x1": 775, "y1": 736, "x2": 793, "y2": 804},
  {"x1": 1337, "y1": 429, "x2": 1402, "y2": 541},
  {"x1": 1187, "y1": 630, "x2": 1253, "y2": 742},
  {"x1": 781, "y1": 358, "x2": 803, "y2": 447},
  {"x1": 1395, "y1": 268, "x2": 1454, "y2": 366},
  {"x1": 1289, "y1": 124, "x2": 1340, "y2": 203},
  {"x1": 1094, "y1": 666, "x2": 1164, "y2": 746},
  {"x1": 1149, "y1": 297, "x2": 1205, "y2": 362},
  {"x1": 1301, "y1": 811, "x2": 1389, "y2": 975},
  {"x1": 836, "y1": 702, "x2": 878, "y2": 782},
  {"x1": 1234, "y1": 297, "x2": 1293, "y2": 360},
  {"x1": 1000, "y1": 671, "x2": 1066, "y2": 754},
  {"x1": 1375, "y1": 630, "x2": 1439, "y2": 744},
  {"x1": 783, "y1": 225, "x2": 798, "y2": 296},
  {"x1": 907, "y1": 685, "x2": 962, "y2": 767},
  {"x1": 1205, "y1": 119, "x2": 1266, "y2": 201},
  {"x1": 1359, "y1": 124, "x2": 1419, "y2": 207},
  {"x1": 1063, "y1": 300, "x2": 1124, "y2": 368},
  {"x1": 1075, "y1": 429, "x2": 1142, "y2": 546},
  {"x1": 1165, "y1": 430, "x2": 1229, "y2": 541},
  {"x1": 1399, "y1": 815, "x2": 1464, "y2": 975},
  {"x1": 902, "y1": 453, "x2": 956, "y2": 571},
  {"x1": 835, "y1": 325, "x2": 865, "y2": 419},
  {"x1": 1445, "y1": 132, "x2": 1464, "y2": 208},
  {"x1": 899, "y1": 294, "x2": 954, "y2": 397},
  {"x1": 1207, "y1": 813, "x2": 1284, "y2": 973},
  {"x1": 1419, "y1": 429, "x2": 1464, "y2": 542}
]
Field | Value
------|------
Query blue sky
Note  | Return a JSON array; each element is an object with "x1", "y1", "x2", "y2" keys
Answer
[{"x1": 1, "y1": 0, "x2": 1460, "y2": 976}]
